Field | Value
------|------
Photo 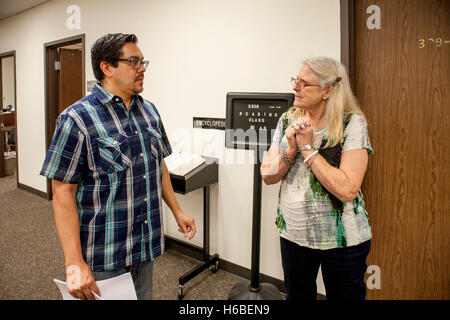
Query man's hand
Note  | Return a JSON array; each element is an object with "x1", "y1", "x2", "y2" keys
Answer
[
  {"x1": 161, "y1": 160, "x2": 197, "y2": 240},
  {"x1": 174, "y1": 211, "x2": 196, "y2": 240},
  {"x1": 66, "y1": 262, "x2": 101, "y2": 300},
  {"x1": 52, "y1": 179, "x2": 101, "y2": 300}
]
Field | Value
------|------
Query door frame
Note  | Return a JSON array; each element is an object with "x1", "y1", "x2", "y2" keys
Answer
[
  {"x1": 44, "y1": 34, "x2": 85, "y2": 200},
  {"x1": 340, "y1": 0, "x2": 355, "y2": 86},
  {"x1": 0, "y1": 50, "x2": 18, "y2": 184}
]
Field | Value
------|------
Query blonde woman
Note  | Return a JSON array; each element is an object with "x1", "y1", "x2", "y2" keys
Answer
[{"x1": 261, "y1": 57, "x2": 373, "y2": 300}]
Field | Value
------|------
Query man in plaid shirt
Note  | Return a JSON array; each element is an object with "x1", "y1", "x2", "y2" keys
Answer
[{"x1": 41, "y1": 33, "x2": 196, "y2": 300}]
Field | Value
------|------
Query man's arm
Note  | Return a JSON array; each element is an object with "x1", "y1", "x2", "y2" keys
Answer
[
  {"x1": 161, "y1": 160, "x2": 196, "y2": 240},
  {"x1": 52, "y1": 179, "x2": 100, "y2": 300}
]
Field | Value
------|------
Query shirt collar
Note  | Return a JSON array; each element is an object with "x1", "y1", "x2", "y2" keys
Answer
[{"x1": 92, "y1": 83, "x2": 144, "y2": 106}]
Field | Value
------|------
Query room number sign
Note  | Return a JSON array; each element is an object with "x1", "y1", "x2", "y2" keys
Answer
[{"x1": 418, "y1": 37, "x2": 450, "y2": 48}]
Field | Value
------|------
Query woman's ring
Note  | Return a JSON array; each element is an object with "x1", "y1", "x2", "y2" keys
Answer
[{"x1": 301, "y1": 123, "x2": 310, "y2": 130}]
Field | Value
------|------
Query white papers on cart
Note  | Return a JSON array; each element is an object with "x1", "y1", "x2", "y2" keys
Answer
[
  {"x1": 53, "y1": 272, "x2": 137, "y2": 300},
  {"x1": 165, "y1": 150, "x2": 205, "y2": 176}
]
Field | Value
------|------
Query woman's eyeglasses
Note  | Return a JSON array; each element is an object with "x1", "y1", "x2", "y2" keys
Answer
[{"x1": 290, "y1": 77, "x2": 320, "y2": 90}]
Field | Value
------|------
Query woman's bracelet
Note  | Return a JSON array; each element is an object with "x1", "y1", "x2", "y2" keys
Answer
[
  {"x1": 281, "y1": 150, "x2": 296, "y2": 166},
  {"x1": 303, "y1": 150, "x2": 319, "y2": 164},
  {"x1": 308, "y1": 151, "x2": 319, "y2": 167}
]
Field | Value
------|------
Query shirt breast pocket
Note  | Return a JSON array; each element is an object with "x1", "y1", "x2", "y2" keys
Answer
[
  {"x1": 146, "y1": 127, "x2": 169, "y2": 159},
  {"x1": 97, "y1": 134, "x2": 132, "y2": 174}
]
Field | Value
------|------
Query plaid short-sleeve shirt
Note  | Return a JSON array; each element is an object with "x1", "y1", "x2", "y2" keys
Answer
[{"x1": 40, "y1": 84, "x2": 172, "y2": 271}]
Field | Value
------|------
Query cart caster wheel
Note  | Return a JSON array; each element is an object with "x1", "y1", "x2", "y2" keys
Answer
[
  {"x1": 210, "y1": 260, "x2": 219, "y2": 273},
  {"x1": 178, "y1": 286, "x2": 184, "y2": 300}
]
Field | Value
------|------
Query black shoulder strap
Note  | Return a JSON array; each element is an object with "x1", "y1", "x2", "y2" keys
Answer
[{"x1": 343, "y1": 113, "x2": 353, "y2": 129}]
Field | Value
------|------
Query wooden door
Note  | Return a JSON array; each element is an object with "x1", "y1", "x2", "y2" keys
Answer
[
  {"x1": 45, "y1": 35, "x2": 84, "y2": 199},
  {"x1": 58, "y1": 48, "x2": 82, "y2": 114},
  {"x1": 0, "y1": 59, "x2": 4, "y2": 177},
  {"x1": 354, "y1": 0, "x2": 449, "y2": 299}
]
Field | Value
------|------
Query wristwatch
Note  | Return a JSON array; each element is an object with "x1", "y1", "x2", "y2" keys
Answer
[{"x1": 299, "y1": 144, "x2": 312, "y2": 152}]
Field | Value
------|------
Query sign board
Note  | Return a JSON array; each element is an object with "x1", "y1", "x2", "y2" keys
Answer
[
  {"x1": 87, "y1": 80, "x2": 97, "y2": 92},
  {"x1": 225, "y1": 92, "x2": 294, "y2": 150},
  {"x1": 193, "y1": 117, "x2": 226, "y2": 130}
]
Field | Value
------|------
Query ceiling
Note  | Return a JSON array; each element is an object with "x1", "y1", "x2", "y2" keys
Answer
[{"x1": 0, "y1": 0, "x2": 51, "y2": 21}]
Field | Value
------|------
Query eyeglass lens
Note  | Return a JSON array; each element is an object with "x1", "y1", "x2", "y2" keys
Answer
[
  {"x1": 132, "y1": 60, "x2": 149, "y2": 69},
  {"x1": 291, "y1": 77, "x2": 304, "y2": 88}
]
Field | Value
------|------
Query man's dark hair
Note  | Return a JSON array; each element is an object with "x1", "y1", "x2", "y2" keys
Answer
[{"x1": 91, "y1": 33, "x2": 138, "y2": 81}]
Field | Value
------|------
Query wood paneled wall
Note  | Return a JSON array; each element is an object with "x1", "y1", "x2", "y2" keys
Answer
[{"x1": 354, "y1": 0, "x2": 449, "y2": 299}]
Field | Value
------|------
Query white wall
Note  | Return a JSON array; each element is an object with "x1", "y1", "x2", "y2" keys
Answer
[
  {"x1": 0, "y1": 0, "x2": 340, "y2": 295},
  {"x1": 1, "y1": 56, "x2": 15, "y2": 110}
]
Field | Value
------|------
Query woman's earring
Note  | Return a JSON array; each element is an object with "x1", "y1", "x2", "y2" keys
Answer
[{"x1": 323, "y1": 97, "x2": 328, "y2": 100}]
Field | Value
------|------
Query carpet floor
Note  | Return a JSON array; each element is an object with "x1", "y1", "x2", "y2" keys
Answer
[{"x1": 0, "y1": 174, "x2": 243, "y2": 300}]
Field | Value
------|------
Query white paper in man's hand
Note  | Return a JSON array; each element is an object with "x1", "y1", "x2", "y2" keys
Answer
[{"x1": 53, "y1": 272, "x2": 138, "y2": 300}]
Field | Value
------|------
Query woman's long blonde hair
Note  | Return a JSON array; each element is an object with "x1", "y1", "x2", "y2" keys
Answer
[{"x1": 290, "y1": 57, "x2": 365, "y2": 148}]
